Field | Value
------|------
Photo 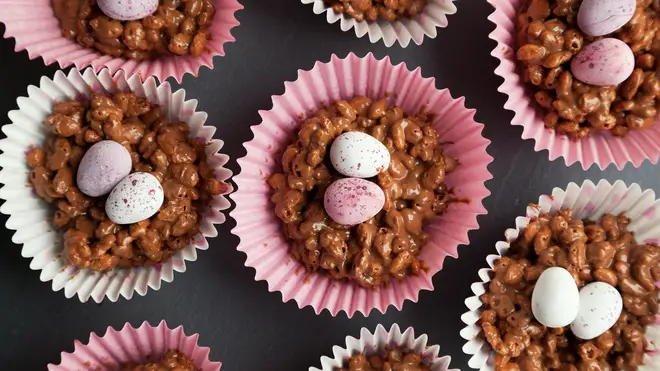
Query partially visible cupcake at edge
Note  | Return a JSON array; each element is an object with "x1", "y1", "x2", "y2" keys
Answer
[
  {"x1": 28, "y1": 90, "x2": 227, "y2": 271},
  {"x1": 324, "y1": 0, "x2": 427, "y2": 22},
  {"x1": 337, "y1": 349, "x2": 432, "y2": 370},
  {"x1": 268, "y1": 96, "x2": 458, "y2": 289},
  {"x1": 0, "y1": 0, "x2": 242, "y2": 82},
  {"x1": 48, "y1": 321, "x2": 221, "y2": 370},
  {"x1": 515, "y1": 0, "x2": 660, "y2": 140},
  {"x1": 478, "y1": 209, "x2": 659, "y2": 370},
  {"x1": 311, "y1": 323, "x2": 455, "y2": 371},
  {"x1": 121, "y1": 350, "x2": 199, "y2": 370},
  {"x1": 52, "y1": 0, "x2": 215, "y2": 61},
  {"x1": 301, "y1": 0, "x2": 456, "y2": 47}
]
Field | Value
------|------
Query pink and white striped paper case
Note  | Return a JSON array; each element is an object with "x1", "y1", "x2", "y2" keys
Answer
[
  {"x1": 488, "y1": 0, "x2": 660, "y2": 170},
  {"x1": 460, "y1": 180, "x2": 660, "y2": 371},
  {"x1": 48, "y1": 321, "x2": 221, "y2": 370},
  {"x1": 0, "y1": 0, "x2": 242, "y2": 83},
  {"x1": 310, "y1": 323, "x2": 457, "y2": 371},
  {"x1": 230, "y1": 52, "x2": 493, "y2": 318},
  {"x1": 0, "y1": 68, "x2": 233, "y2": 303}
]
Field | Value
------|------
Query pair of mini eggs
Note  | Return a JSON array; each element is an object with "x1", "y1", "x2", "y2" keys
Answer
[
  {"x1": 323, "y1": 132, "x2": 391, "y2": 226},
  {"x1": 569, "y1": 0, "x2": 637, "y2": 87},
  {"x1": 531, "y1": 266, "x2": 623, "y2": 340},
  {"x1": 77, "y1": 141, "x2": 164, "y2": 225}
]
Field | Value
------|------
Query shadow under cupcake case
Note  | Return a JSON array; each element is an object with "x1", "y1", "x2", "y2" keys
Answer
[{"x1": 0, "y1": 0, "x2": 659, "y2": 371}]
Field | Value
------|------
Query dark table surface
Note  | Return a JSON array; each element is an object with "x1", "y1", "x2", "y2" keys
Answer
[{"x1": 1, "y1": 1, "x2": 659, "y2": 370}]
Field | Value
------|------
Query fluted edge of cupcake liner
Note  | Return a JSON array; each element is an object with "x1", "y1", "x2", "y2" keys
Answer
[
  {"x1": 310, "y1": 323, "x2": 457, "y2": 371},
  {"x1": 230, "y1": 52, "x2": 493, "y2": 317},
  {"x1": 48, "y1": 320, "x2": 221, "y2": 370},
  {"x1": 0, "y1": 0, "x2": 243, "y2": 83},
  {"x1": 301, "y1": 0, "x2": 457, "y2": 47},
  {"x1": 460, "y1": 179, "x2": 660, "y2": 370},
  {"x1": 0, "y1": 67, "x2": 233, "y2": 303},
  {"x1": 487, "y1": 0, "x2": 660, "y2": 170}
]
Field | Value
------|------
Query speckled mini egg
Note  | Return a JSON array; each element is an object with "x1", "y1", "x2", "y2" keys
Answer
[
  {"x1": 77, "y1": 140, "x2": 132, "y2": 197},
  {"x1": 571, "y1": 38, "x2": 635, "y2": 86},
  {"x1": 570, "y1": 282, "x2": 623, "y2": 340},
  {"x1": 105, "y1": 172, "x2": 164, "y2": 225},
  {"x1": 98, "y1": 0, "x2": 158, "y2": 21},
  {"x1": 330, "y1": 132, "x2": 390, "y2": 178},
  {"x1": 324, "y1": 178, "x2": 385, "y2": 226},
  {"x1": 531, "y1": 267, "x2": 580, "y2": 328},
  {"x1": 578, "y1": 0, "x2": 636, "y2": 37}
]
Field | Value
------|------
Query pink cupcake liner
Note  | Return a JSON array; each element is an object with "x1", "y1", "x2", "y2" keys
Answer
[
  {"x1": 231, "y1": 52, "x2": 493, "y2": 317},
  {"x1": 0, "y1": 0, "x2": 242, "y2": 83},
  {"x1": 302, "y1": 0, "x2": 457, "y2": 47},
  {"x1": 0, "y1": 68, "x2": 233, "y2": 302},
  {"x1": 48, "y1": 321, "x2": 221, "y2": 370},
  {"x1": 310, "y1": 323, "x2": 457, "y2": 371},
  {"x1": 460, "y1": 179, "x2": 660, "y2": 370},
  {"x1": 488, "y1": 0, "x2": 660, "y2": 170}
]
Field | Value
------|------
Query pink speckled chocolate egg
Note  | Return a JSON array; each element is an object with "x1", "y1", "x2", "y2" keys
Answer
[
  {"x1": 77, "y1": 140, "x2": 132, "y2": 197},
  {"x1": 324, "y1": 178, "x2": 384, "y2": 226},
  {"x1": 571, "y1": 38, "x2": 634, "y2": 86},
  {"x1": 105, "y1": 172, "x2": 164, "y2": 225},
  {"x1": 98, "y1": 0, "x2": 158, "y2": 21},
  {"x1": 578, "y1": 0, "x2": 635, "y2": 37}
]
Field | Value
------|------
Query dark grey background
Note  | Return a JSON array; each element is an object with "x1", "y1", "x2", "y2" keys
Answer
[{"x1": 0, "y1": 1, "x2": 658, "y2": 370}]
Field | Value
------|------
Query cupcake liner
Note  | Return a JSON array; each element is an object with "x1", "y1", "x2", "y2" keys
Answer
[
  {"x1": 301, "y1": 0, "x2": 457, "y2": 47},
  {"x1": 487, "y1": 0, "x2": 660, "y2": 170},
  {"x1": 0, "y1": 68, "x2": 233, "y2": 303},
  {"x1": 0, "y1": 0, "x2": 242, "y2": 83},
  {"x1": 231, "y1": 52, "x2": 493, "y2": 318},
  {"x1": 48, "y1": 320, "x2": 221, "y2": 370},
  {"x1": 310, "y1": 323, "x2": 457, "y2": 371},
  {"x1": 460, "y1": 179, "x2": 660, "y2": 370}
]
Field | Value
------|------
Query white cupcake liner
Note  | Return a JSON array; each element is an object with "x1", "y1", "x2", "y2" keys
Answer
[
  {"x1": 48, "y1": 320, "x2": 221, "y2": 370},
  {"x1": 301, "y1": 0, "x2": 457, "y2": 47},
  {"x1": 460, "y1": 179, "x2": 660, "y2": 371},
  {"x1": 310, "y1": 323, "x2": 457, "y2": 371},
  {"x1": 0, "y1": 68, "x2": 233, "y2": 303}
]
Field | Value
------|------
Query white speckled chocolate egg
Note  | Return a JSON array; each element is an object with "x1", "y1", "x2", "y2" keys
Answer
[
  {"x1": 330, "y1": 132, "x2": 390, "y2": 178},
  {"x1": 324, "y1": 178, "x2": 385, "y2": 226},
  {"x1": 570, "y1": 282, "x2": 623, "y2": 340},
  {"x1": 532, "y1": 267, "x2": 580, "y2": 328},
  {"x1": 77, "y1": 140, "x2": 132, "y2": 197},
  {"x1": 571, "y1": 38, "x2": 635, "y2": 86},
  {"x1": 578, "y1": 0, "x2": 636, "y2": 37},
  {"x1": 105, "y1": 172, "x2": 164, "y2": 225},
  {"x1": 98, "y1": 0, "x2": 158, "y2": 21}
]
